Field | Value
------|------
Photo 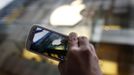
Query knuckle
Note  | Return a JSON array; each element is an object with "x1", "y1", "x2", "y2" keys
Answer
[
  {"x1": 70, "y1": 46, "x2": 79, "y2": 51},
  {"x1": 80, "y1": 46, "x2": 91, "y2": 53},
  {"x1": 69, "y1": 47, "x2": 79, "y2": 54},
  {"x1": 89, "y1": 43, "x2": 95, "y2": 48}
]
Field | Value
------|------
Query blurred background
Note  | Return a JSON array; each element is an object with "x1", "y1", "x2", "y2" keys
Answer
[{"x1": 0, "y1": 0, "x2": 134, "y2": 75}]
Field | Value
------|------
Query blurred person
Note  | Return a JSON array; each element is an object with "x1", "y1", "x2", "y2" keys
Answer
[{"x1": 58, "y1": 32, "x2": 102, "y2": 75}]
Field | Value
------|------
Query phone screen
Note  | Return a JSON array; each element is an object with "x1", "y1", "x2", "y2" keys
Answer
[{"x1": 28, "y1": 26, "x2": 68, "y2": 61}]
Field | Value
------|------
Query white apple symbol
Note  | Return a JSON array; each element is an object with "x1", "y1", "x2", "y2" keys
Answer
[
  {"x1": 50, "y1": 0, "x2": 85, "y2": 26},
  {"x1": 52, "y1": 38, "x2": 62, "y2": 45}
]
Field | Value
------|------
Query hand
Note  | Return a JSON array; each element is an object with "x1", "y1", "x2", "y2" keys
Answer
[{"x1": 58, "y1": 32, "x2": 102, "y2": 75}]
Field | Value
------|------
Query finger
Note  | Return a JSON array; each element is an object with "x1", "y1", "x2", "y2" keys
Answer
[
  {"x1": 89, "y1": 43, "x2": 98, "y2": 58},
  {"x1": 78, "y1": 36, "x2": 90, "y2": 47},
  {"x1": 89, "y1": 43, "x2": 96, "y2": 53},
  {"x1": 68, "y1": 32, "x2": 78, "y2": 49},
  {"x1": 58, "y1": 61, "x2": 64, "y2": 70},
  {"x1": 58, "y1": 61, "x2": 65, "y2": 75}
]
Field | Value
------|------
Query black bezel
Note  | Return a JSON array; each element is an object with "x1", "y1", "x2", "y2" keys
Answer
[{"x1": 26, "y1": 25, "x2": 68, "y2": 61}]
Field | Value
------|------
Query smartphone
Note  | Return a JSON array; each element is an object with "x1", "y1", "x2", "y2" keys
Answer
[{"x1": 26, "y1": 25, "x2": 68, "y2": 61}]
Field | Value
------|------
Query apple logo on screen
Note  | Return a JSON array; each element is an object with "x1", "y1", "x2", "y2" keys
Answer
[{"x1": 52, "y1": 38, "x2": 62, "y2": 45}]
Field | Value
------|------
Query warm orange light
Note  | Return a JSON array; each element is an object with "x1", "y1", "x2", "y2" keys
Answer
[
  {"x1": 99, "y1": 60, "x2": 118, "y2": 75},
  {"x1": 22, "y1": 49, "x2": 59, "y2": 65},
  {"x1": 46, "y1": 58, "x2": 59, "y2": 65},
  {"x1": 104, "y1": 25, "x2": 121, "y2": 31},
  {"x1": 22, "y1": 49, "x2": 42, "y2": 62}
]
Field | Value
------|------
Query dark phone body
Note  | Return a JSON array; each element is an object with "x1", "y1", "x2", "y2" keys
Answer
[{"x1": 26, "y1": 25, "x2": 68, "y2": 61}]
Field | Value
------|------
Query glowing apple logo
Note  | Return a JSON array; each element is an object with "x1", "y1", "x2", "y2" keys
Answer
[
  {"x1": 52, "y1": 38, "x2": 62, "y2": 45},
  {"x1": 50, "y1": 0, "x2": 85, "y2": 26}
]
